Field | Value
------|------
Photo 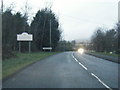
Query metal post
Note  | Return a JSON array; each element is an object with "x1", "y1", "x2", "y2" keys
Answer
[
  {"x1": 118, "y1": 1, "x2": 120, "y2": 22},
  {"x1": 29, "y1": 41, "x2": 31, "y2": 53},
  {"x1": 50, "y1": 20, "x2": 52, "y2": 52},
  {"x1": 19, "y1": 42, "x2": 21, "y2": 53}
]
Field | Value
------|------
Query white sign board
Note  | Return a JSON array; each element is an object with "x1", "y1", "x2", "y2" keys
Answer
[
  {"x1": 43, "y1": 47, "x2": 52, "y2": 50},
  {"x1": 17, "y1": 32, "x2": 33, "y2": 41}
]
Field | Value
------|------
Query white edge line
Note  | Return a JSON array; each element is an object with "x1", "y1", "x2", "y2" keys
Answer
[
  {"x1": 91, "y1": 73, "x2": 112, "y2": 90},
  {"x1": 72, "y1": 53, "x2": 88, "y2": 70}
]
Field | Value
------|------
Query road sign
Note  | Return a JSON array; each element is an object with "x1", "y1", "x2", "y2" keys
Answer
[
  {"x1": 17, "y1": 32, "x2": 33, "y2": 41},
  {"x1": 17, "y1": 32, "x2": 33, "y2": 53},
  {"x1": 43, "y1": 47, "x2": 52, "y2": 50}
]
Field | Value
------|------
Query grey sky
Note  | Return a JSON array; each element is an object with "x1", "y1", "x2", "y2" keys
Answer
[{"x1": 3, "y1": 0, "x2": 119, "y2": 41}]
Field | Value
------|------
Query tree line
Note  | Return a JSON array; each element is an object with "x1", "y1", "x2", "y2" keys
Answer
[
  {"x1": 90, "y1": 23, "x2": 120, "y2": 54},
  {"x1": 55, "y1": 40, "x2": 76, "y2": 51},
  {"x1": 2, "y1": 7, "x2": 61, "y2": 59}
]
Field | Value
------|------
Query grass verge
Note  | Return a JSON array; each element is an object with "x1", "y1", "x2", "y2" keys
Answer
[
  {"x1": 3, "y1": 52, "x2": 59, "y2": 79},
  {"x1": 86, "y1": 51, "x2": 119, "y2": 63}
]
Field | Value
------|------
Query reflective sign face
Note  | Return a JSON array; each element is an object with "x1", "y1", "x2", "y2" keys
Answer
[
  {"x1": 43, "y1": 47, "x2": 52, "y2": 50},
  {"x1": 17, "y1": 32, "x2": 33, "y2": 41}
]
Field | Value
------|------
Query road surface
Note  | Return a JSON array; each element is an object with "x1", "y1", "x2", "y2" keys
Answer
[{"x1": 3, "y1": 52, "x2": 118, "y2": 89}]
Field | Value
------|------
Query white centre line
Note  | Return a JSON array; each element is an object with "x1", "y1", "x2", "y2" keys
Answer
[
  {"x1": 91, "y1": 73, "x2": 112, "y2": 90},
  {"x1": 72, "y1": 53, "x2": 88, "y2": 70},
  {"x1": 72, "y1": 52, "x2": 112, "y2": 90}
]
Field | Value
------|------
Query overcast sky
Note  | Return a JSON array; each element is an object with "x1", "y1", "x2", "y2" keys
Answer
[{"x1": 3, "y1": 0, "x2": 119, "y2": 41}]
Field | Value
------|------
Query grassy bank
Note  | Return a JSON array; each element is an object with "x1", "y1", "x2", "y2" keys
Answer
[
  {"x1": 90, "y1": 52, "x2": 119, "y2": 57},
  {"x1": 3, "y1": 52, "x2": 59, "y2": 79}
]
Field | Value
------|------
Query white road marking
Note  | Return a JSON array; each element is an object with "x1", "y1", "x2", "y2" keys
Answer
[
  {"x1": 72, "y1": 54, "x2": 88, "y2": 70},
  {"x1": 72, "y1": 52, "x2": 112, "y2": 89},
  {"x1": 91, "y1": 73, "x2": 112, "y2": 90},
  {"x1": 78, "y1": 62, "x2": 87, "y2": 70}
]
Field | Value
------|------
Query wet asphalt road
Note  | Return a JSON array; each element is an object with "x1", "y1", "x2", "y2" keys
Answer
[{"x1": 3, "y1": 52, "x2": 118, "y2": 88}]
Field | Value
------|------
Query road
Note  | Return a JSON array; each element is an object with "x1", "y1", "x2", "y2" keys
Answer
[{"x1": 3, "y1": 52, "x2": 118, "y2": 89}]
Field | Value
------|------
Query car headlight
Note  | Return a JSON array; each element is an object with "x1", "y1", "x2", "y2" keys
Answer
[{"x1": 78, "y1": 48, "x2": 84, "y2": 54}]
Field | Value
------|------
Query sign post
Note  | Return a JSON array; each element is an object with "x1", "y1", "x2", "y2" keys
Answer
[
  {"x1": 19, "y1": 42, "x2": 21, "y2": 53},
  {"x1": 29, "y1": 41, "x2": 31, "y2": 53},
  {"x1": 17, "y1": 32, "x2": 33, "y2": 53}
]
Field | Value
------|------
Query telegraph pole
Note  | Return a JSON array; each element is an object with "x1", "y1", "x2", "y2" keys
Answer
[
  {"x1": 118, "y1": 1, "x2": 120, "y2": 22},
  {"x1": 1, "y1": 0, "x2": 3, "y2": 14},
  {"x1": 50, "y1": 20, "x2": 52, "y2": 52}
]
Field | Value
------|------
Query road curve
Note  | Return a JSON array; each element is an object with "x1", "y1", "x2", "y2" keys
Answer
[{"x1": 3, "y1": 52, "x2": 118, "y2": 88}]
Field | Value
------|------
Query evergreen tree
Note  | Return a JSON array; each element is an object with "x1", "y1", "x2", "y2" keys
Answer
[{"x1": 30, "y1": 8, "x2": 61, "y2": 51}]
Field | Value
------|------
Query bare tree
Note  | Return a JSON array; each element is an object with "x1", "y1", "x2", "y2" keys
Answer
[
  {"x1": 44, "y1": 1, "x2": 53, "y2": 9},
  {"x1": 21, "y1": 0, "x2": 32, "y2": 32}
]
